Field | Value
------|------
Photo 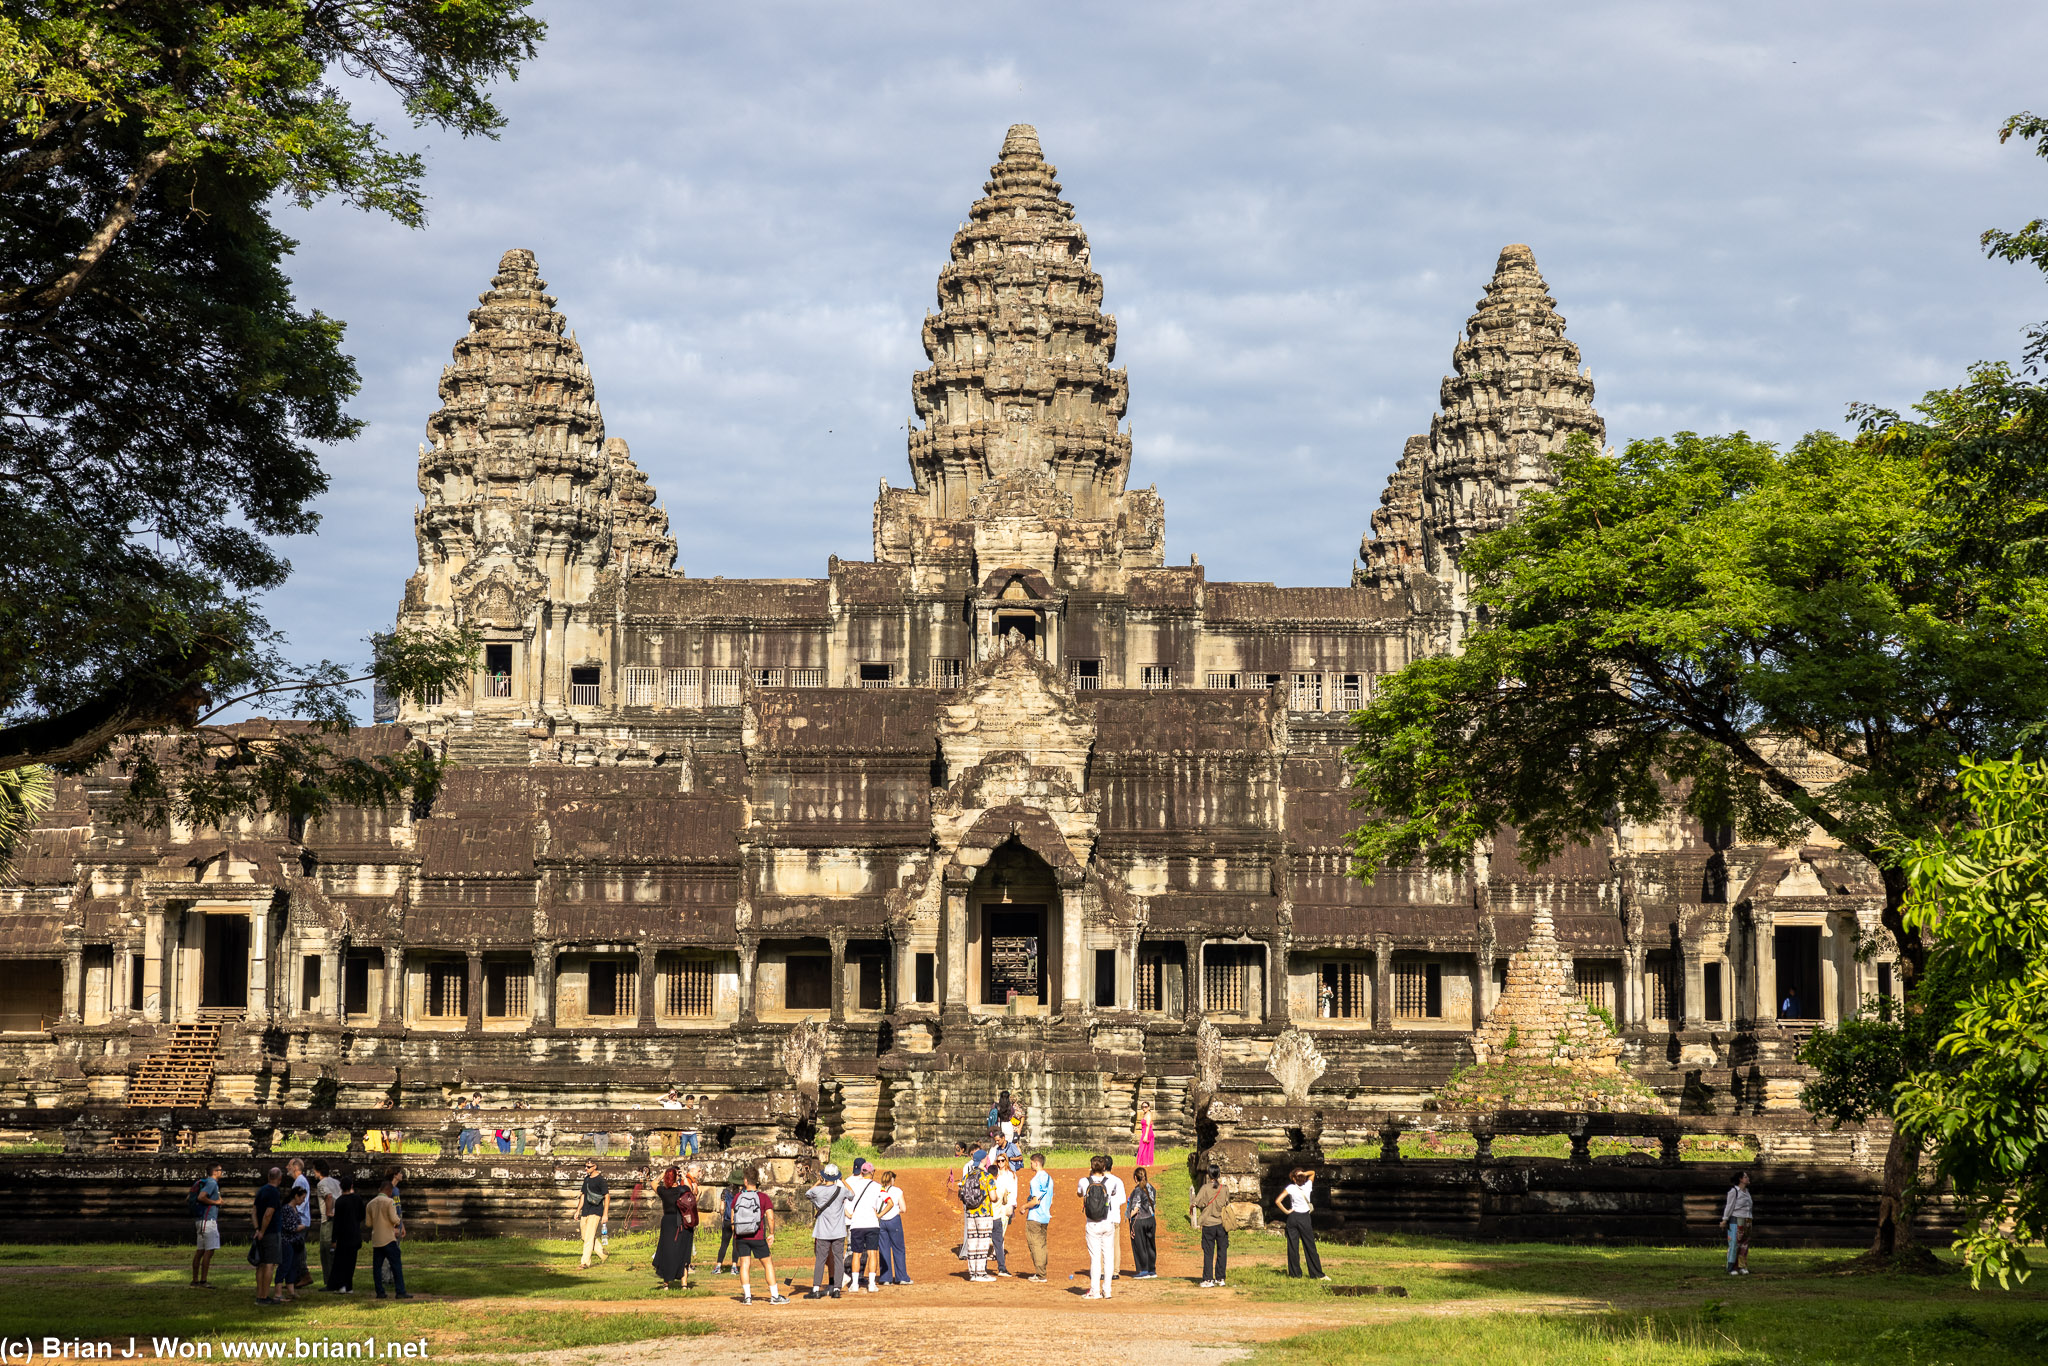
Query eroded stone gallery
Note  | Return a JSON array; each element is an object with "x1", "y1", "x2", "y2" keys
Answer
[{"x1": 0, "y1": 127, "x2": 1897, "y2": 1145}]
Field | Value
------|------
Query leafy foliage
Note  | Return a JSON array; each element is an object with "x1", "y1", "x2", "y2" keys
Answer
[
  {"x1": 0, "y1": 3, "x2": 540, "y2": 823},
  {"x1": 1892, "y1": 757, "x2": 2048, "y2": 1287},
  {"x1": 1798, "y1": 996, "x2": 1914, "y2": 1128},
  {"x1": 1343, "y1": 428, "x2": 2048, "y2": 966}
]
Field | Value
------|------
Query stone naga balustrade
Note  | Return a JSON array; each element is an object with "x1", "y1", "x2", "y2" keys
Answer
[{"x1": 0, "y1": 1098, "x2": 806, "y2": 1162}]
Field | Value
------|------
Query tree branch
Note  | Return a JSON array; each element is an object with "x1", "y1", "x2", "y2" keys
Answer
[{"x1": 0, "y1": 145, "x2": 172, "y2": 315}]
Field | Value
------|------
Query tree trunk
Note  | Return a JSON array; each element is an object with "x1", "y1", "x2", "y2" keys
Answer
[{"x1": 1870, "y1": 1125, "x2": 1921, "y2": 1259}]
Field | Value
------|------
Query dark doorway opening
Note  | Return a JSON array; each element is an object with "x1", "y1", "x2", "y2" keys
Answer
[
  {"x1": 786, "y1": 955, "x2": 831, "y2": 1011},
  {"x1": 854, "y1": 944, "x2": 887, "y2": 1013},
  {"x1": 914, "y1": 952, "x2": 936, "y2": 1004},
  {"x1": 1703, "y1": 962, "x2": 1724, "y2": 1022},
  {"x1": 1094, "y1": 947, "x2": 1117, "y2": 1008},
  {"x1": 343, "y1": 951, "x2": 378, "y2": 1018},
  {"x1": 200, "y1": 915, "x2": 249, "y2": 1009},
  {"x1": 983, "y1": 906, "x2": 1046, "y2": 1005},
  {"x1": 1774, "y1": 926, "x2": 1823, "y2": 1020},
  {"x1": 995, "y1": 614, "x2": 1039, "y2": 649}
]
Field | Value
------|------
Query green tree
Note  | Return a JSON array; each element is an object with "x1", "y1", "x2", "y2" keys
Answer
[
  {"x1": 1891, "y1": 756, "x2": 2048, "y2": 1287},
  {"x1": 0, "y1": 2, "x2": 541, "y2": 827},
  {"x1": 1346, "y1": 109, "x2": 2048, "y2": 1261}
]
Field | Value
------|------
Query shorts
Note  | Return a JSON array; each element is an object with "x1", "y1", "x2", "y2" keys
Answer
[
  {"x1": 733, "y1": 1235, "x2": 769, "y2": 1259},
  {"x1": 850, "y1": 1227, "x2": 880, "y2": 1253},
  {"x1": 195, "y1": 1221, "x2": 220, "y2": 1251},
  {"x1": 256, "y1": 1234, "x2": 281, "y2": 1267}
]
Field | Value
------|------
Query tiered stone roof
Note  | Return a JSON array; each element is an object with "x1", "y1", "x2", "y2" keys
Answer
[
  {"x1": 1472, "y1": 903, "x2": 1624, "y2": 1070},
  {"x1": 907, "y1": 124, "x2": 1131, "y2": 520},
  {"x1": 603, "y1": 438, "x2": 677, "y2": 575}
]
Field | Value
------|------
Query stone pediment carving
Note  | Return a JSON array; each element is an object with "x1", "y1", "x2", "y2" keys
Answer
[
  {"x1": 967, "y1": 471, "x2": 1075, "y2": 523},
  {"x1": 945, "y1": 804, "x2": 1086, "y2": 887},
  {"x1": 980, "y1": 565, "x2": 1056, "y2": 601},
  {"x1": 454, "y1": 562, "x2": 546, "y2": 630}
]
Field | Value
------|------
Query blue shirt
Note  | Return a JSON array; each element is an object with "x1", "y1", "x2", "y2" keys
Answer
[
  {"x1": 198, "y1": 1176, "x2": 220, "y2": 1223},
  {"x1": 1027, "y1": 1170, "x2": 1053, "y2": 1224}
]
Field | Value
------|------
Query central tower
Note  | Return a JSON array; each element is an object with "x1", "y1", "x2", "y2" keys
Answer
[
  {"x1": 876, "y1": 126, "x2": 1163, "y2": 594},
  {"x1": 908, "y1": 123, "x2": 1129, "y2": 514}
]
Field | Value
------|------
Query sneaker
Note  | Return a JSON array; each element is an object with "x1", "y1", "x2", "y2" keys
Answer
[
  {"x1": 396, "y1": 1294, "x2": 415, "y2": 1300},
  {"x1": 969, "y1": 1273, "x2": 997, "y2": 1283},
  {"x1": 1198, "y1": 1280, "x2": 1214, "y2": 1289},
  {"x1": 996, "y1": 1270, "x2": 1013, "y2": 1278},
  {"x1": 804, "y1": 1290, "x2": 823, "y2": 1300},
  {"x1": 898, "y1": 1279, "x2": 915, "y2": 1285},
  {"x1": 1319, "y1": 1275, "x2": 1332, "y2": 1282},
  {"x1": 769, "y1": 1293, "x2": 790, "y2": 1305},
  {"x1": 741, "y1": 1295, "x2": 753, "y2": 1305},
  {"x1": 1215, "y1": 1281, "x2": 1227, "y2": 1288},
  {"x1": 828, "y1": 1289, "x2": 841, "y2": 1299},
  {"x1": 1728, "y1": 1269, "x2": 1739, "y2": 1276},
  {"x1": 1740, "y1": 1269, "x2": 1751, "y2": 1276},
  {"x1": 1083, "y1": 1290, "x2": 1102, "y2": 1300}
]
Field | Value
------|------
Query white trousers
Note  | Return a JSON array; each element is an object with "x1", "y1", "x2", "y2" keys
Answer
[{"x1": 1084, "y1": 1219, "x2": 1117, "y2": 1295}]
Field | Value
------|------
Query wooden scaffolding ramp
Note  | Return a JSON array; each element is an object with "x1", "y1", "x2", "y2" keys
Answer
[{"x1": 113, "y1": 1022, "x2": 223, "y2": 1152}]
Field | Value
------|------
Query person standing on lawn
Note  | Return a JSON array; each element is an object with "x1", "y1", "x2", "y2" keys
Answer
[
  {"x1": 283, "y1": 1158, "x2": 314, "y2": 1291},
  {"x1": 728, "y1": 1167, "x2": 787, "y2": 1305},
  {"x1": 805, "y1": 1163, "x2": 849, "y2": 1299},
  {"x1": 988, "y1": 1150, "x2": 1018, "y2": 1277},
  {"x1": 252, "y1": 1166, "x2": 284, "y2": 1305},
  {"x1": 189, "y1": 1160, "x2": 224, "y2": 1288},
  {"x1": 843, "y1": 1160, "x2": 884, "y2": 1292},
  {"x1": 1721, "y1": 1171, "x2": 1754, "y2": 1275},
  {"x1": 328, "y1": 1173, "x2": 365, "y2": 1293},
  {"x1": 313, "y1": 1161, "x2": 339, "y2": 1288},
  {"x1": 575, "y1": 1159, "x2": 612, "y2": 1268},
  {"x1": 367, "y1": 1173, "x2": 411, "y2": 1299},
  {"x1": 1193, "y1": 1163, "x2": 1229, "y2": 1288},
  {"x1": 1276, "y1": 1166, "x2": 1328, "y2": 1280},
  {"x1": 1021, "y1": 1152, "x2": 1053, "y2": 1282},
  {"x1": 711, "y1": 1175, "x2": 736, "y2": 1274},
  {"x1": 1078, "y1": 1154, "x2": 1118, "y2": 1299},
  {"x1": 652, "y1": 1166, "x2": 695, "y2": 1289},
  {"x1": 877, "y1": 1169, "x2": 910, "y2": 1285},
  {"x1": 958, "y1": 1146, "x2": 996, "y2": 1283},
  {"x1": 1126, "y1": 1165, "x2": 1158, "y2": 1278},
  {"x1": 276, "y1": 1184, "x2": 309, "y2": 1303}
]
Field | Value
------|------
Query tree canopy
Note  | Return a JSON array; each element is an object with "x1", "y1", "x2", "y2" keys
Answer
[{"x1": 0, "y1": 2, "x2": 541, "y2": 827}]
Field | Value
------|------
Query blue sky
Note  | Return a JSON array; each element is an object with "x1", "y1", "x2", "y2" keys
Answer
[{"x1": 274, "y1": 2, "x2": 2047, "y2": 709}]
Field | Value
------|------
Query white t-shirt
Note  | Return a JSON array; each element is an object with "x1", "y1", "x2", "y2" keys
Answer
[
  {"x1": 844, "y1": 1174, "x2": 883, "y2": 1230},
  {"x1": 315, "y1": 1176, "x2": 341, "y2": 1222},
  {"x1": 991, "y1": 1167, "x2": 1018, "y2": 1220},
  {"x1": 291, "y1": 1173, "x2": 312, "y2": 1220},
  {"x1": 879, "y1": 1184, "x2": 907, "y2": 1222},
  {"x1": 1076, "y1": 1172, "x2": 1128, "y2": 1224},
  {"x1": 1282, "y1": 1179, "x2": 1315, "y2": 1214}
]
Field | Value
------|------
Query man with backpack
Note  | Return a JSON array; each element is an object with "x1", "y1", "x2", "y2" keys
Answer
[
  {"x1": 958, "y1": 1147, "x2": 996, "y2": 1282},
  {"x1": 728, "y1": 1168, "x2": 787, "y2": 1305},
  {"x1": 1076, "y1": 1154, "x2": 1123, "y2": 1299},
  {"x1": 189, "y1": 1161, "x2": 223, "y2": 1288},
  {"x1": 804, "y1": 1163, "x2": 849, "y2": 1299}
]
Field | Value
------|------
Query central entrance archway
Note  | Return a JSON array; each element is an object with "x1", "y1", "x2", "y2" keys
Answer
[{"x1": 967, "y1": 838, "x2": 1063, "y2": 1012}]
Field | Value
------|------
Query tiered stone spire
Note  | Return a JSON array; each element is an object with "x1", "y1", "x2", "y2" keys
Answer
[
  {"x1": 604, "y1": 438, "x2": 677, "y2": 576},
  {"x1": 1353, "y1": 434, "x2": 1427, "y2": 592},
  {"x1": 411, "y1": 249, "x2": 619, "y2": 610},
  {"x1": 1356, "y1": 245, "x2": 1604, "y2": 646},
  {"x1": 906, "y1": 124, "x2": 1131, "y2": 520},
  {"x1": 1471, "y1": 904, "x2": 1624, "y2": 1071}
]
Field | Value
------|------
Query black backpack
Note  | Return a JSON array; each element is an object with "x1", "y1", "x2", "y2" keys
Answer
[
  {"x1": 959, "y1": 1165, "x2": 991, "y2": 1213},
  {"x1": 187, "y1": 1179, "x2": 206, "y2": 1218},
  {"x1": 1083, "y1": 1176, "x2": 1111, "y2": 1222}
]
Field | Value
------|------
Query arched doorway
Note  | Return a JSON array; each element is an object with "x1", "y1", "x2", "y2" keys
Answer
[{"x1": 967, "y1": 838, "x2": 1063, "y2": 1013}]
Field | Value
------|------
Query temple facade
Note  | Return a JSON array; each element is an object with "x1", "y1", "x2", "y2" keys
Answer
[{"x1": 0, "y1": 128, "x2": 1898, "y2": 1143}]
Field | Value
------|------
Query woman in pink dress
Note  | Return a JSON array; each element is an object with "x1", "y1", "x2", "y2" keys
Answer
[{"x1": 1134, "y1": 1101, "x2": 1156, "y2": 1167}]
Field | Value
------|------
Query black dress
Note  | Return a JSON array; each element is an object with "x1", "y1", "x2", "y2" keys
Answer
[{"x1": 653, "y1": 1184, "x2": 696, "y2": 1284}]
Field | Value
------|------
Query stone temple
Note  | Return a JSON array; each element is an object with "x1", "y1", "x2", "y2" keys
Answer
[{"x1": 0, "y1": 127, "x2": 1900, "y2": 1143}]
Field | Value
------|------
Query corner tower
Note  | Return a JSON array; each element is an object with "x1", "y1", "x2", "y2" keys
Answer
[
  {"x1": 398, "y1": 249, "x2": 671, "y2": 728},
  {"x1": 1357, "y1": 244, "x2": 1604, "y2": 651}
]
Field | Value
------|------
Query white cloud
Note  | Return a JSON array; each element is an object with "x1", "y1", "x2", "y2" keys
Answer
[{"x1": 262, "y1": 0, "x2": 2048, "y2": 703}]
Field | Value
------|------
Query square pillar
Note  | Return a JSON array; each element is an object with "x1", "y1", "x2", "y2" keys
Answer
[
  {"x1": 142, "y1": 908, "x2": 165, "y2": 1023},
  {"x1": 246, "y1": 906, "x2": 269, "y2": 1023},
  {"x1": 61, "y1": 948, "x2": 83, "y2": 1024},
  {"x1": 1183, "y1": 935, "x2": 1205, "y2": 1016},
  {"x1": 1751, "y1": 910, "x2": 1776, "y2": 1024},
  {"x1": 638, "y1": 949, "x2": 658, "y2": 1030},
  {"x1": 828, "y1": 931, "x2": 848, "y2": 1024},
  {"x1": 465, "y1": 951, "x2": 484, "y2": 1033},
  {"x1": 1371, "y1": 936, "x2": 1393, "y2": 1031},
  {"x1": 1059, "y1": 894, "x2": 1084, "y2": 1013},
  {"x1": 384, "y1": 946, "x2": 406, "y2": 1027},
  {"x1": 737, "y1": 937, "x2": 757, "y2": 1025},
  {"x1": 943, "y1": 889, "x2": 970, "y2": 1021},
  {"x1": 1681, "y1": 944, "x2": 1705, "y2": 1030},
  {"x1": 327, "y1": 948, "x2": 344, "y2": 1022},
  {"x1": 532, "y1": 942, "x2": 555, "y2": 1027}
]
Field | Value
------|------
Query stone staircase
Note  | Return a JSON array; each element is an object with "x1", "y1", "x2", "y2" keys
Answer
[
  {"x1": 444, "y1": 723, "x2": 536, "y2": 767},
  {"x1": 113, "y1": 1022, "x2": 223, "y2": 1152}
]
